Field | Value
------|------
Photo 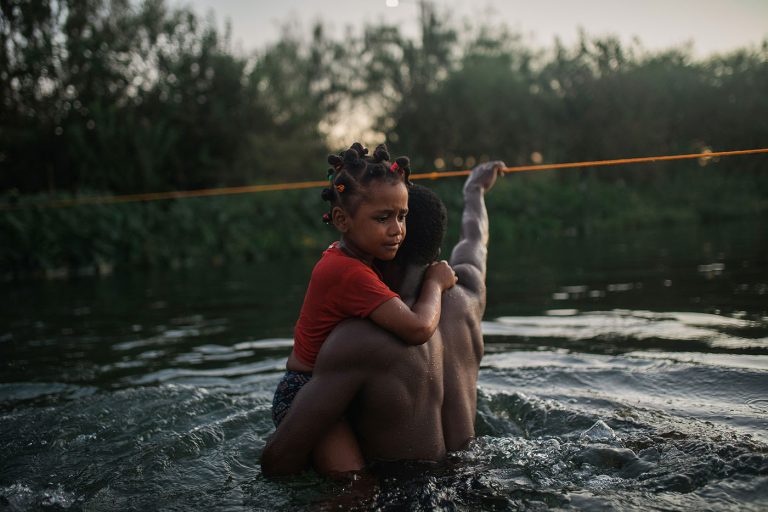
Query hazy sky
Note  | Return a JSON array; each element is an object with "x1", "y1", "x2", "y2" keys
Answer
[{"x1": 174, "y1": 0, "x2": 768, "y2": 57}]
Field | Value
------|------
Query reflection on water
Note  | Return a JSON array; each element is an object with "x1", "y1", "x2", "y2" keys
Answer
[
  {"x1": 1, "y1": 220, "x2": 767, "y2": 510},
  {"x1": 483, "y1": 309, "x2": 768, "y2": 351}
]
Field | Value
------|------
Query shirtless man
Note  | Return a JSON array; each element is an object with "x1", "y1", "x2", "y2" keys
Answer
[{"x1": 261, "y1": 161, "x2": 504, "y2": 476}]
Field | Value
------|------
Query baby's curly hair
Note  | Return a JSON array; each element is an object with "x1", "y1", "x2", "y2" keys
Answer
[{"x1": 320, "y1": 142, "x2": 412, "y2": 223}]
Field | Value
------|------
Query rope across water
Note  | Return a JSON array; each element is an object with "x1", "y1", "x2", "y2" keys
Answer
[{"x1": 2, "y1": 148, "x2": 766, "y2": 211}]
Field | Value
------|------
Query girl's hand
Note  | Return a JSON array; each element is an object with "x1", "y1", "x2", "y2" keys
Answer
[{"x1": 426, "y1": 260, "x2": 458, "y2": 291}]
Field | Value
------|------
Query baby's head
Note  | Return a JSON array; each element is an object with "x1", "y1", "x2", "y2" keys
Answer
[{"x1": 320, "y1": 142, "x2": 412, "y2": 222}]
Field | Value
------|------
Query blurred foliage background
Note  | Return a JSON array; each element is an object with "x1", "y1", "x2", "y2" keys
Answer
[{"x1": 1, "y1": 0, "x2": 767, "y2": 278}]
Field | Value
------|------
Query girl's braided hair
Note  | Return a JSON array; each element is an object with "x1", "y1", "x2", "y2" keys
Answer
[{"x1": 321, "y1": 142, "x2": 412, "y2": 223}]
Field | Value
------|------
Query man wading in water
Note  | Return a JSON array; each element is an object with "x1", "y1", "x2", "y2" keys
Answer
[{"x1": 261, "y1": 161, "x2": 504, "y2": 475}]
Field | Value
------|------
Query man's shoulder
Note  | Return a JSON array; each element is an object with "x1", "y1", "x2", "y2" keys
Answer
[
  {"x1": 443, "y1": 279, "x2": 483, "y2": 317},
  {"x1": 452, "y1": 263, "x2": 486, "y2": 300}
]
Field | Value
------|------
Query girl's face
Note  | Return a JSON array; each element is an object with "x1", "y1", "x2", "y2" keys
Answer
[{"x1": 335, "y1": 180, "x2": 408, "y2": 265}]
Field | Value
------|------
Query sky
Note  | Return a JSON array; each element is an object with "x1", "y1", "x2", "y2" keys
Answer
[{"x1": 173, "y1": 0, "x2": 768, "y2": 57}]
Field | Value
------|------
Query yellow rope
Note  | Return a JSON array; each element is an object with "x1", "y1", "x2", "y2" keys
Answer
[{"x1": 3, "y1": 148, "x2": 767, "y2": 211}]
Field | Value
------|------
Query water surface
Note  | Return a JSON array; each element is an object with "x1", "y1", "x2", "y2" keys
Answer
[{"x1": 1, "y1": 220, "x2": 767, "y2": 510}]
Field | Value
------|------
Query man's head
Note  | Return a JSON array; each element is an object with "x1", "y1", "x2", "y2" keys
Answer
[{"x1": 394, "y1": 184, "x2": 447, "y2": 266}]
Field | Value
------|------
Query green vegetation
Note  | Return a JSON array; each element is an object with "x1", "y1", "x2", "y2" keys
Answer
[
  {"x1": 0, "y1": 190, "x2": 327, "y2": 278},
  {"x1": 1, "y1": 1, "x2": 767, "y2": 278},
  {"x1": 3, "y1": 163, "x2": 765, "y2": 279}
]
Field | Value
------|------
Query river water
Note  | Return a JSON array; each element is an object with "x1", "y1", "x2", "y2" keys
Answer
[{"x1": 1, "y1": 219, "x2": 767, "y2": 511}]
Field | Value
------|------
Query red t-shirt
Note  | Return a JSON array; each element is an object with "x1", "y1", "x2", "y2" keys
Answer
[{"x1": 293, "y1": 243, "x2": 399, "y2": 368}]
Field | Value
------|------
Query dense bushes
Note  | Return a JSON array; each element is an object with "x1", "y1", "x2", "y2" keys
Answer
[
  {"x1": 3, "y1": 162, "x2": 765, "y2": 279},
  {"x1": 0, "y1": 189, "x2": 324, "y2": 277},
  {"x1": 1, "y1": 1, "x2": 766, "y2": 277}
]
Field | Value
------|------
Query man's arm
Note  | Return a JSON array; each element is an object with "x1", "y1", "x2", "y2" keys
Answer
[
  {"x1": 449, "y1": 161, "x2": 504, "y2": 297},
  {"x1": 260, "y1": 330, "x2": 367, "y2": 477}
]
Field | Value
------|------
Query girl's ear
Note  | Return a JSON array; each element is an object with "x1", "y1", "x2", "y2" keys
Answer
[{"x1": 331, "y1": 206, "x2": 349, "y2": 232}]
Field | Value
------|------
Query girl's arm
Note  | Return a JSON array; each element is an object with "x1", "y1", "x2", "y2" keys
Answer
[{"x1": 368, "y1": 260, "x2": 457, "y2": 345}]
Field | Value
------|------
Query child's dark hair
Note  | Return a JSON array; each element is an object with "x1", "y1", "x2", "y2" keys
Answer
[
  {"x1": 394, "y1": 184, "x2": 447, "y2": 266},
  {"x1": 321, "y1": 142, "x2": 412, "y2": 223}
]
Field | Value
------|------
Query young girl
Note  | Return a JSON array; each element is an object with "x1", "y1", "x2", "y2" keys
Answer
[{"x1": 271, "y1": 142, "x2": 456, "y2": 474}]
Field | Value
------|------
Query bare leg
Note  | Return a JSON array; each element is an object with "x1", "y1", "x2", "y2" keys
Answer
[{"x1": 312, "y1": 418, "x2": 365, "y2": 476}]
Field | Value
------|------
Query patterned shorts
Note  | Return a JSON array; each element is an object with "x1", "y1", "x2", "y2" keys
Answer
[{"x1": 271, "y1": 370, "x2": 312, "y2": 426}]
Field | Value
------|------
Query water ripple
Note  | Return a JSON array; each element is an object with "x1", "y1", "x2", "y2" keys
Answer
[{"x1": 483, "y1": 309, "x2": 767, "y2": 352}]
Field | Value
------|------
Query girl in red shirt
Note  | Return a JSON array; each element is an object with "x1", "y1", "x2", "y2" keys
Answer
[{"x1": 271, "y1": 142, "x2": 456, "y2": 475}]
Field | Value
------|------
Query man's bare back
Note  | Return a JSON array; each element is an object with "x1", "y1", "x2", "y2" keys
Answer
[
  {"x1": 261, "y1": 162, "x2": 502, "y2": 476},
  {"x1": 321, "y1": 280, "x2": 482, "y2": 462}
]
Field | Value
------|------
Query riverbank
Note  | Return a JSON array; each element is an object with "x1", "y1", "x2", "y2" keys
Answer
[{"x1": 2, "y1": 164, "x2": 766, "y2": 281}]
